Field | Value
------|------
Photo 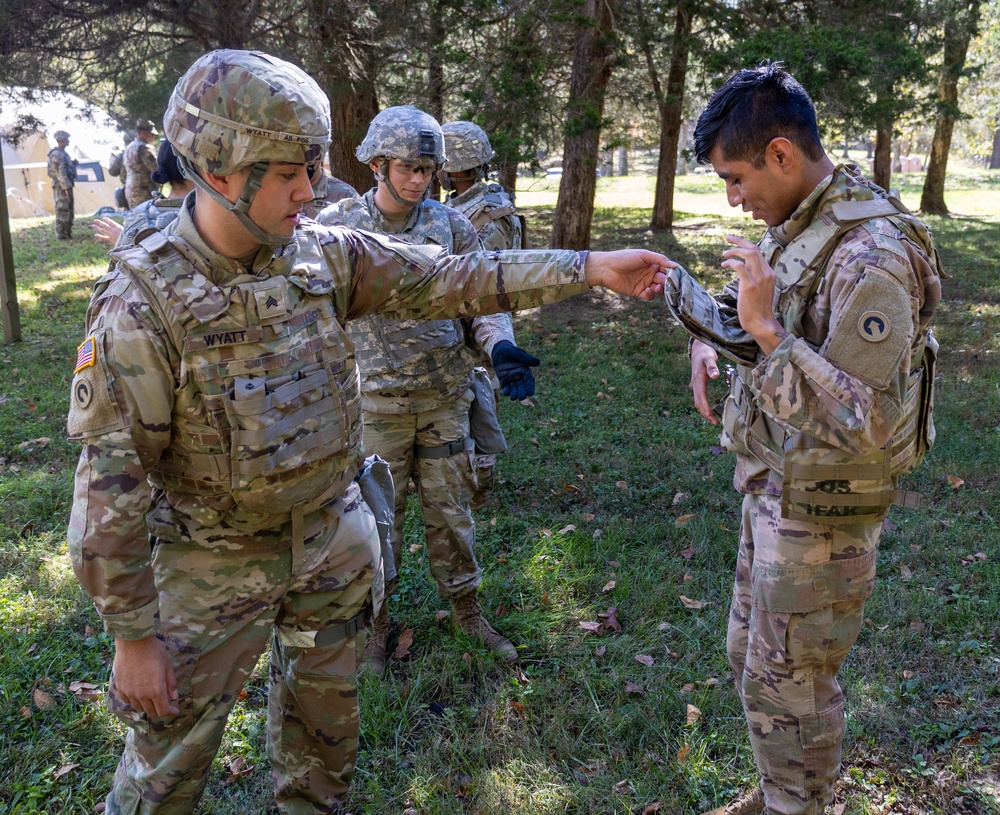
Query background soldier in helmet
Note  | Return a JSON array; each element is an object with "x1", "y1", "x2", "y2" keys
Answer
[
  {"x1": 440, "y1": 120, "x2": 525, "y2": 253},
  {"x1": 123, "y1": 117, "x2": 161, "y2": 209},
  {"x1": 66, "y1": 48, "x2": 673, "y2": 815},
  {"x1": 302, "y1": 159, "x2": 356, "y2": 219},
  {"x1": 318, "y1": 106, "x2": 540, "y2": 673},
  {"x1": 662, "y1": 63, "x2": 942, "y2": 815},
  {"x1": 440, "y1": 120, "x2": 538, "y2": 504},
  {"x1": 93, "y1": 140, "x2": 195, "y2": 248},
  {"x1": 46, "y1": 130, "x2": 77, "y2": 239}
]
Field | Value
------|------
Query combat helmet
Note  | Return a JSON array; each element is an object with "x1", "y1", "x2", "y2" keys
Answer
[
  {"x1": 53, "y1": 130, "x2": 70, "y2": 142},
  {"x1": 356, "y1": 105, "x2": 445, "y2": 207},
  {"x1": 440, "y1": 121, "x2": 493, "y2": 190},
  {"x1": 164, "y1": 49, "x2": 331, "y2": 248}
]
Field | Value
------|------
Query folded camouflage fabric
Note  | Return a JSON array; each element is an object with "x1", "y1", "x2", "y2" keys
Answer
[{"x1": 662, "y1": 265, "x2": 760, "y2": 365}]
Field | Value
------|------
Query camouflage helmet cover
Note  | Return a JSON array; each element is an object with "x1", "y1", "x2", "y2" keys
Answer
[
  {"x1": 441, "y1": 121, "x2": 493, "y2": 173},
  {"x1": 53, "y1": 130, "x2": 70, "y2": 142},
  {"x1": 356, "y1": 106, "x2": 445, "y2": 165},
  {"x1": 164, "y1": 49, "x2": 330, "y2": 176}
]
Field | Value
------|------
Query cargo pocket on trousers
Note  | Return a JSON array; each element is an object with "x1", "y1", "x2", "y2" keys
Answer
[{"x1": 106, "y1": 634, "x2": 200, "y2": 737}]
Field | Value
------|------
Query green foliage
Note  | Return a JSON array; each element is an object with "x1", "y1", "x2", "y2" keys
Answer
[{"x1": 1, "y1": 175, "x2": 999, "y2": 814}]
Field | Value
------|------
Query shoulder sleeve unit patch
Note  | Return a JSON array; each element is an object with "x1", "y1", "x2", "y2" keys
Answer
[{"x1": 67, "y1": 331, "x2": 126, "y2": 440}]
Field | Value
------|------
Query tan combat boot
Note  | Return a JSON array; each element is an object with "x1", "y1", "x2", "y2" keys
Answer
[
  {"x1": 701, "y1": 787, "x2": 766, "y2": 815},
  {"x1": 451, "y1": 592, "x2": 518, "y2": 662},
  {"x1": 361, "y1": 606, "x2": 391, "y2": 677}
]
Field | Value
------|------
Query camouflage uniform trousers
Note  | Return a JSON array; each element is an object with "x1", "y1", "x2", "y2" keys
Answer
[
  {"x1": 104, "y1": 482, "x2": 382, "y2": 815},
  {"x1": 727, "y1": 492, "x2": 880, "y2": 815},
  {"x1": 363, "y1": 385, "x2": 480, "y2": 600},
  {"x1": 53, "y1": 184, "x2": 74, "y2": 238}
]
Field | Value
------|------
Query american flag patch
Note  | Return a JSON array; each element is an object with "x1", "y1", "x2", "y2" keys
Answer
[{"x1": 74, "y1": 337, "x2": 96, "y2": 373}]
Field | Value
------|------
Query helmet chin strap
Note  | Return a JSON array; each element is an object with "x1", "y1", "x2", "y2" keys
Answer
[{"x1": 179, "y1": 156, "x2": 294, "y2": 250}]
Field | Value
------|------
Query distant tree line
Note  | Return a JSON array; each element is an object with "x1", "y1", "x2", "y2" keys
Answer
[{"x1": 0, "y1": 0, "x2": 995, "y2": 246}]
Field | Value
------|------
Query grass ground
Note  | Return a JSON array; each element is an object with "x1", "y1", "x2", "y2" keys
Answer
[{"x1": 1, "y1": 168, "x2": 998, "y2": 815}]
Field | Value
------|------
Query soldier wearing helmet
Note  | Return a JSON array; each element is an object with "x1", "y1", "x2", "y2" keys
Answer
[
  {"x1": 66, "y1": 49, "x2": 673, "y2": 814},
  {"x1": 440, "y1": 121, "x2": 536, "y2": 506},
  {"x1": 440, "y1": 121, "x2": 525, "y2": 253},
  {"x1": 46, "y1": 129, "x2": 77, "y2": 238},
  {"x1": 318, "y1": 106, "x2": 541, "y2": 675},
  {"x1": 123, "y1": 118, "x2": 161, "y2": 209},
  {"x1": 302, "y1": 159, "x2": 356, "y2": 219}
]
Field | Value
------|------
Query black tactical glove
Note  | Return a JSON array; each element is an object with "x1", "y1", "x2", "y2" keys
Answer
[{"x1": 490, "y1": 340, "x2": 540, "y2": 401}]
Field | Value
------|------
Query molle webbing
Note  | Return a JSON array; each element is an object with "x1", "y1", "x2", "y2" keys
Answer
[{"x1": 781, "y1": 435, "x2": 921, "y2": 525}]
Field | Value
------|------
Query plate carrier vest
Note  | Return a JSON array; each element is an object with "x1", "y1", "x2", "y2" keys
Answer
[
  {"x1": 720, "y1": 195, "x2": 941, "y2": 524},
  {"x1": 112, "y1": 228, "x2": 364, "y2": 540}
]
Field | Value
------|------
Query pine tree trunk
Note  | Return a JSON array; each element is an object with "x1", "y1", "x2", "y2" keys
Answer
[
  {"x1": 921, "y1": 1, "x2": 981, "y2": 215},
  {"x1": 989, "y1": 129, "x2": 1000, "y2": 170},
  {"x1": 550, "y1": 0, "x2": 616, "y2": 250},
  {"x1": 872, "y1": 120, "x2": 893, "y2": 191},
  {"x1": 650, "y1": 3, "x2": 692, "y2": 230}
]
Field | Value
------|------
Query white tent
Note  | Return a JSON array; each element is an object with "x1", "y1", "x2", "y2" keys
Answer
[{"x1": 1, "y1": 88, "x2": 128, "y2": 218}]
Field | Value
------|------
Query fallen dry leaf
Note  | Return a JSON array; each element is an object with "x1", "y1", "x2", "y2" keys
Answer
[
  {"x1": 673, "y1": 492, "x2": 689, "y2": 506},
  {"x1": 19, "y1": 705, "x2": 32, "y2": 719},
  {"x1": 680, "y1": 547, "x2": 695, "y2": 559},
  {"x1": 657, "y1": 621, "x2": 670, "y2": 631},
  {"x1": 579, "y1": 621, "x2": 603, "y2": 634},
  {"x1": 625, "y1": 681, "x2": 645, "y2": 695},
  {"x1": 435, "y1": 610, "x2": 450, "y2": 620},
  {"x1": 642, "y1": 802, "x2": 663, "y2": 814},
  {"x1": 615, "y1": 480, "x2": 629, "y2": 489},
  {"x1": 601, "y1": 579, "x2": 616, "y2": 593},
  {"x1": 391, "y1": 628, "x2": 414, "y2": 660},
  {"x1": 900, "y1": 564, "x2": 913, "y2": 581},
  {"x1": 33, "y1": 688, "x2": 57, "y2": 709},
  {"x1": 686, "y1": 704, "x2": 702, "y2": 725},
  {"x1": 675, "y1": 514, "x2": 694, "y2": 526},
  {"x1": 68, "y1": 681, "x2": 102, "y2": 703},
  {"x1": 595, "y1": 644, "x2": 606, "y2": 657},
  {"x1": 54, "y1": 763, "x2": 78, "y2": 780},
  {"x1": 946, "y1": 474, "x2": 964, "y2": 489},
  {"x1": 676, "y1": 743, "x2": 691, "y2": 763},
  {"x1": 558, "y1": 524, "x2": 576, "y2": 534},
  {"x1": 563, "y1": 484, "x2": 583, "y2": 493},
  {"x1": 682, "y1": 683, "x2": 696, "y2": 693},
  {"x1": 228, "y1": 756, "x2": 255, "y2": 780},
  {"x1": 582, "y1": 512, "x2": 596, "y2": 522},
  {"x1": 598, "y1": 607, "x2": 622, "y2": 633},
  {"x1": 679, "y1": 595, "x2": 709, "y2": 610},
  {"x1": 634, "y1": 654, "x2": 655, "y2": 667}
]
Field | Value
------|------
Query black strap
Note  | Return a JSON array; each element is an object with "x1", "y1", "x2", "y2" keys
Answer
[
  {"x1": 313, "y1": 607, "x2": 371, "y2": 648},
  {"x1": 415, "y1": 436, "x2": 473, "y2": 459}
]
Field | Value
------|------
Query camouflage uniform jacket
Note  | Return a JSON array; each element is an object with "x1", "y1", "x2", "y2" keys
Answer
[
  {"x1": 318, "y1": 189, "x2": 515, "y2": 413},
  {"x1": 123, "y1": 137, "x2": 159, "y2": 203},
  {"x1": 718, "y1": 164, "x2": 941, "y2": 496},
  {"x1": 66, "y1": 197, "x2": 590, "y2": 639},
  {"x1": 302, "y1": 172, "x2": 356, "y2": 220},
  {"x1": 445, "y1": 181, "x2": 523, "y2": 251},
  {"x1": 46, "y1": 146, "x2": 76, "y2": 190}
]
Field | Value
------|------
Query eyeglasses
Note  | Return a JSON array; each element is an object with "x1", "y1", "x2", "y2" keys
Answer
[{"x1": 390, "y1": 159, "x2": 435, "y2": 177}]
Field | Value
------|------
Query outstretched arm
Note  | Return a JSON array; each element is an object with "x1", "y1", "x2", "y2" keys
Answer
[{"x1": 585, "y1": 249, "x2": 675, "y2": 300}]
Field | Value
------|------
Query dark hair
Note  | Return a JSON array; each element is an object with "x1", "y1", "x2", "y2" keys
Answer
[
  {"x1": 150, "y1": 140, "x2": 186, "y2": 185},
  {"x1": 694, "y1": 62, "x2": 824, "y2": 167}
]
